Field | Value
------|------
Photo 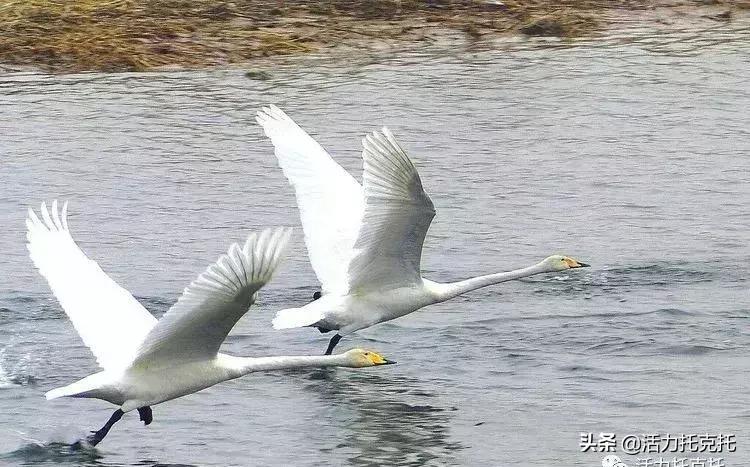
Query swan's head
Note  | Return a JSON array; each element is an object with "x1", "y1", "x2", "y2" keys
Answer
[
  {"x1": 541, "y1": 255, "x2": 590, "y2": 271},
  {"x1": 343, "y1": 349, "x2": 396, "y2": 368}
]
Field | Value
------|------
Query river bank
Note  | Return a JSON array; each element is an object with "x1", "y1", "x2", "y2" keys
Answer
[{"x1": 0, "y1": 0, "x2": 747, "y2": 73}]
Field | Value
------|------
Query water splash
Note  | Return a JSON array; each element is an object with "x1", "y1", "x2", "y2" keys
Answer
[
  {"x1": 0, "y1": 425, "x2": 110, "y2": 466},
  {"x1": 0, "y1": 344, "x2": 16, "y2": 389},
  {"x1": 0, "y1": 361, "x2": 13, "y2": 389},
  {"x1": 0, "y1": 344, "x2": 38, "y2": 389},
  {"x1": 0, "y1": 440, "x2": 102, "y2": 465}
]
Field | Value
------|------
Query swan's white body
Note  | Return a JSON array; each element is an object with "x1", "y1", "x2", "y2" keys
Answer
[
  {"x1": 287, "y1": 268, "x2": 552, "y2": 335},
  {"x1": 26, "y1": 201, "x2": 391, "y2": 418},
  {"x1": 48, "y1": 352, "x2": 376, "y2": 411},
  {"x1": 256, "y1": 106, "x2": 588, "y2": 341}
]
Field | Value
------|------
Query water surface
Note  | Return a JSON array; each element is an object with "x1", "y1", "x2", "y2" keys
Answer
[{"x1": 1, "y1": 24, "x2": 749, "y2": 466}]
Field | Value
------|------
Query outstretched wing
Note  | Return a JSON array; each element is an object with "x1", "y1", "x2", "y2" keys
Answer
[
  {"x1": 26, "y1": 201, "x2": 157, "y2": 371},
  {"x1": 256, "y1": 105, "x2": 363, "y2": 294},
  {"x1": 132, "y1": 227, "x2": 292, "y2": 366},
  {"x1": 346, "y1": 129, "x2": 436, "y2": 292}
]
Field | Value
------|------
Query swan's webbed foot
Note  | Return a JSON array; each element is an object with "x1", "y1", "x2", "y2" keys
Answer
[
  {"x1": 138, "y1": 406, "x2": 153, "y2": 425},
  {"x1": 312, "y1": 291, "x2": 322, "y2": 301},
  {"x1": 85, "y1": 431, "x2": 104, "y2": 447},
  {"x1": 85, "y1": 408, "x2": 124, "y2": 446},
  {"x1": 324, "y1": 333, "x2": 342, "y2": 355}
]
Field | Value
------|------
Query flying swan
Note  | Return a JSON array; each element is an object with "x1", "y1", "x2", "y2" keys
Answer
[
  {"x1": 26, "y1": 201, "x2": 395, "y2": 446},
  {"x1": 256, "y1": 105, "x2": 589, "y2": 354}
]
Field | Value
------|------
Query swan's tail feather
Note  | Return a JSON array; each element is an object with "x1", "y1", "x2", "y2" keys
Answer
[
  {"x1": 45, "y1": 372, "x2": 109, "y2": 400},
  {"x1": 45, "y1": 382, "x2": 90, "y2": 400},
  {"x1": 45, "y1": 386, "x2": 74, "y2": 400},
  {"x1": 272, "y1": 307, "x2": 323, "y2": 329}
]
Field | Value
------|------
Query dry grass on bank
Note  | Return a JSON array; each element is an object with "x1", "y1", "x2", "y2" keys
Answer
[{"x1": 0, "y1": 0, "x2": 743, "y2": 73}]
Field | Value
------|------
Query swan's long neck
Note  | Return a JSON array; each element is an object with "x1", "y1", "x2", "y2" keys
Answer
[
  {"x1": 430, "y1": 262, "x2": 550, "y2": 303},
  {"x1": 221, "y1": 354, "x2": 351, "y2": 377}
]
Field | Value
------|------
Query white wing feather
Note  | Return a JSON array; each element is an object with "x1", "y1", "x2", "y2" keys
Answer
[
  {"x1": 346, "y1": 128, "x2": 436, "y2": 292},
  {"x1": 132, "y1": 227, "x2": 292, "y2": 366},
  {"x1": 26, "y1": 201, "x2": 157, "y2": 371},
  {"x1": 256, "y1": 105, "x2": 363, "y2": 294}
]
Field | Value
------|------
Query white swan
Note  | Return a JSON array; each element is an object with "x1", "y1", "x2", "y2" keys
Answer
[
  {"x1": 26, "y1": 201, "x2": 394, "y2": 446},
  {"x1": 256, "y1": 105, "x2": 589, "y2": 354}
]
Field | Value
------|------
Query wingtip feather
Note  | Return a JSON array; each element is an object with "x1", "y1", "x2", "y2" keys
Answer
[
  {"x1": 27, "y1": 200, "x2": 70, "y2": 235},
  {"x1": 61, "y1": 200, "x2": 69, "y2": 230},
  {"x1": 192, "y1": 227, "x2": 293, "y2": 301}
]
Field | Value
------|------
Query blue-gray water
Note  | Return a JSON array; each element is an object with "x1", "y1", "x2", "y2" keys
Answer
[{"x1": 1, "y1": 24, "x2": 749, "y2": 466}]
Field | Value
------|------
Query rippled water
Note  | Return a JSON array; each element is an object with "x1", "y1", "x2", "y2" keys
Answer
[{"x1": 1, "y1": 23, "x2": 749, "y2": 466}]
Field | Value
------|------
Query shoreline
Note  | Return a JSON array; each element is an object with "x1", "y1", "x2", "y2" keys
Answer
[{"x1": 0, "y1": 1, "x2": 747, "y2": 74}]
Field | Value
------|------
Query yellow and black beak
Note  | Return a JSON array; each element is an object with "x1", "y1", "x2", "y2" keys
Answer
[
  {"x1": 367, "y1": 352, "x2": 397, "y2": 365},
  {"x1": 564, "y1": 257, "x2": 590, "y2": 268}
]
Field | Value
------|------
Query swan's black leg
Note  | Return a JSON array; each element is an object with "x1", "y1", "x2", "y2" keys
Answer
[
  {"x1": 138, "y1": 406, "x2": 153, "y2": 425},
  {"x1": 85, "y1": 409, "x2": 124, "y2": 446},
  {"x1": 324, "y1": 334, "x2": 342, "y2": 355},
  {"x1": 312, "y1": 291, "x2": 322, "y2": 301}
]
